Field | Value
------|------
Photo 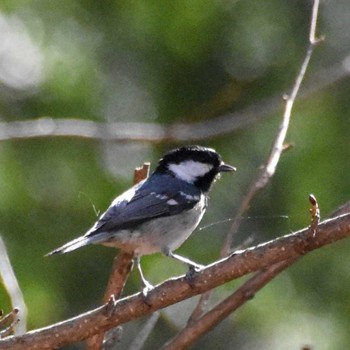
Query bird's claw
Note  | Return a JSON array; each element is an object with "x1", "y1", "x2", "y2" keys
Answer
[
  {"x1": 186, "y1": 263, "x2": 205, "y2": 279},
  {"x1": 141, "y1": 281, "x2": 154, "y2": 297}
]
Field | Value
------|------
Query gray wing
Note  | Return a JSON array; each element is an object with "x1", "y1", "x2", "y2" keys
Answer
[{"x1": 86, "y1": 176, "x2": 201, "y2": 237}]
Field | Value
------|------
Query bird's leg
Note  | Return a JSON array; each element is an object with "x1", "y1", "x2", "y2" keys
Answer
[
  {"x1": 164, "y1": 250, "x2": 205, "y2": 274},
  {"x1": 134, "y1": 257, "x2": 153, "y2": 296}
]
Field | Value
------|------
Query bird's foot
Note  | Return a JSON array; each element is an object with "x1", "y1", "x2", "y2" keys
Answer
[
  {"x1": 186, "y1": 262, "x2": 205, "y2": 279},
  {"x1": 141, "y1": 280, "x2": 154, "y2": 297}
]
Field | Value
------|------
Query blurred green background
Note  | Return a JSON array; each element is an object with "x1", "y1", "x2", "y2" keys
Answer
[{"x1": 0, "y1": 0, "x2": 350, "y2": 349}]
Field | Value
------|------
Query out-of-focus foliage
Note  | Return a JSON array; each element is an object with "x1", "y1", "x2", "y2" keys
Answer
[{"x1": 0, "y1": 0, "x2": 350, "y2": 349}]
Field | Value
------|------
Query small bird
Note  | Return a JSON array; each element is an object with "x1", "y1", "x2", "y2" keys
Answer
[{"x1": 47, "y1": 145, "x2": 235, "y2": 291}]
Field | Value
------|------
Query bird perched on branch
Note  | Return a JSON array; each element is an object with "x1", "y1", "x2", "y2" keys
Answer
[{"x1": 47, "y1": 145, "x2": 235, "y2": 292}]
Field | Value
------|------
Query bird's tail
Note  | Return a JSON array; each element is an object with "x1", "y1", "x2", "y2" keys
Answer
[{"x1": 46, "y1": 236, "x2": 90, "y2": 256}]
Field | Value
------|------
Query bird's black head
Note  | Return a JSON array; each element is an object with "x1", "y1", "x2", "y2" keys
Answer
[{"x1": 154, "y1": 145, "x2": 236, "y2": 192}]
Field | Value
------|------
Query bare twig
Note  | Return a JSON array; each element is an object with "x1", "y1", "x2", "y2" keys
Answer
[
  {"x1": 0, "y1": 309, "x2": 18, "y2": 330},
  {"x1": 222, "y1": 0, "x2": 322, "y2": 256},
  {"x1": 0, "y1": 309, "x2": 20, "y2": 339},
  {"x1": 1, "y1": 212, "x2": 350, "y2": 349},
  {"x1": 0, "y1": 237, "x2": 27, "y2": 335},
  {"x1": 86, "y1": 252, "x2": 134, "y2": 349},
  {"x1": 87, "y1": 163, "x2": 150, "y2": 349},
  {"x1": 1, "y1": 60, "x2": 349, "y2": 145},
  {"x1": 102, "y1": 252, "x2": 135, "y2": 304},
  {"x1": 0, "y1": 321, "x2": 20, "y2": 339}
]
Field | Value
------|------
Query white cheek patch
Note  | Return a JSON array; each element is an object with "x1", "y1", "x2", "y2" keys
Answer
[{"x1": 168, "y1": 160, "x2": 213, "y2": 183}]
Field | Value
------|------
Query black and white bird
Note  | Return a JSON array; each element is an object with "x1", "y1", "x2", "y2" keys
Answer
[{"x1": 47, "y1": 145, "x2": 235, "y2": 291}]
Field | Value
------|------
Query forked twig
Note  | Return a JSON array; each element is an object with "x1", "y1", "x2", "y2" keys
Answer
[
  {"x1": 0, "y1": 52, "x2": 347, "y2": 145},
  {"x1": 222, "y1": 0, "x2": 322, "y2": 256}
]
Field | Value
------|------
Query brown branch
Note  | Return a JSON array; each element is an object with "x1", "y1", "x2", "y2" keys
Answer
[
  {"x1": 222, "y1": 0, "x2": 322, "y2": 256},
  {"x1": 102, "y1": 252, "x2": 135, "y2": 304},
  {"x1": 87, "y1": 163, "x2": 150, "y2": 349},
  {"x1": 1, "y1": 59, "x2": 349, "y2": 145},
  {"x1": 0, "y1": 237, "x2": 27, "y2": 335},
  {"x1": 86, "y1": 252, "x2": 134, "y2": 349},
  {"x1": 1, "y1": 212, "x2": 350, "y2": 349},
  {"x1": 163, "y1": 194, "x2": 321, "y2": 349}
]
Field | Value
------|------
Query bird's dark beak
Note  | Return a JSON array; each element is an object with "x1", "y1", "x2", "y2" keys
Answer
[{"x1": 218, "y1": 162, "x2": 236, "y2": 172}]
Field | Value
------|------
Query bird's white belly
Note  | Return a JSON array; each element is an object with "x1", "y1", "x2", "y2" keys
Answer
[{"x1": 103, "y1": 195, "x2": 206, "y2": 256}]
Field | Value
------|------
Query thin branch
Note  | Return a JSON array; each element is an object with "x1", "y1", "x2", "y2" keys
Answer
[
  {"x1": 0, "y1": 237, "x2": 27, "y2": 335},
  {"x1": 1, "y1": 212, "x2": 350, "y2": 349},
  {"x1": 222, "y1": 0, "x2": 322, "y2": 256},
  {"x1": 0, "y1": 59, "x2": 349, "y2": 145},
  {"x1": 102, "y1": 252, "x2": 135, "y2": 304},
  {"x1": 309, "y1": 0, "x2": 320, "y2": 44},
  {"x1": 86, "y1": 252, "x2": 134, "y2": 349},
  {"x1": 0, "y1": 309, "x2": 19, "y2": 331}
]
